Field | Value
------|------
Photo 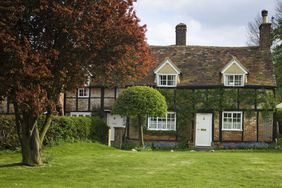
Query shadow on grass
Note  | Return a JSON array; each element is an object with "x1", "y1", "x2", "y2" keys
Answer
[{"x1": 0, "y1": 162, "x2": 22, "y2": 168}]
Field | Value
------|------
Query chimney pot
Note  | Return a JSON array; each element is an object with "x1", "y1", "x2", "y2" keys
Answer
[{"x1": 261, "y1": 10, "x2": 268, "y2": 23}]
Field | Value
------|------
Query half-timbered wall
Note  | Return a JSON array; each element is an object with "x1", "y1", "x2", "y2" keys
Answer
[
  {"x1": 64, "y1": 87, "x2": 118, "y2": 115},
  {"x1": 63, "y1": 86, "x2": 276, "y2": 144}
]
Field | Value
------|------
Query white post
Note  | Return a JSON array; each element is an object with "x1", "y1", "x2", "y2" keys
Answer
[{"x1": 108, "y1": 128, "x2": 111, "y2": 147}]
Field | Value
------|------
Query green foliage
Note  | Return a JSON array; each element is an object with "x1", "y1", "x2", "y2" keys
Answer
[
  {"x1": 273, "y1": 2, "x2": 282, "y2": 101},
  {"x1": 154, "y1": 88, "x2": 275, "y2": 146},
  {"x1": 158, "y1": 88, "x2": 175, "y2": 110},
  {"x1": 222, "y1": 89, "x2": 237, "y2": 109},
  {"x1": 0, "y1": 116, "x2": 19, "y2": 150},
  {"x1": 91, "y1": 118, "x2": 109, "y2": 144},
  {"x1": 239, "y1": 89, "x2": 256, "y2": 108},
  {"x1": 277, "y1": 110, "x2": 282, "y2": 134},
  {"x1": 112, "y1": 86, "x2": 167, "y2": 117},
  {"x1": 0, "y1": 116, "x2": 108, "y2": 150},
  {"x1": 175, "y1": 89, "x2": 193, "y2": 146}
]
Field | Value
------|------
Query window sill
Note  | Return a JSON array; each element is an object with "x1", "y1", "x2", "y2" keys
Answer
[
  {"x1": 78, "y1": 96, "x2": 89, "y2": 98},
  {"x1": 223, "y1": 85, "x2": 245, "y2": 87},
  {"x1": 222, "y1": 129, "x2": 243, "y2": 132},
  {"x1": 147, "y1": 129, "x2": 176, "y2": 131},
  {"x1": 156, "y1": 85, "x2": 177, "y2": 87}
]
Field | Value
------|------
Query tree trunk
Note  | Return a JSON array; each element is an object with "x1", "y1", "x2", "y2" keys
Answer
[
  {"x1": 137, "y1": 115, "x2": 144, "y2": 148},
  {"x1": 21, "y1": 114, "x2": 42, "y2": 166}
]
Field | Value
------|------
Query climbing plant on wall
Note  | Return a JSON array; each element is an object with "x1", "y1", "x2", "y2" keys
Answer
[{"x1": 155, "y1": 87, "x2": 275, "y2": 146}]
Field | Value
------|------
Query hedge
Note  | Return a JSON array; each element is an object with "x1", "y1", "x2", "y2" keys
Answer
[
  {"x1": 0, "y1": 115, "x2": 109, "y2": 150},
  {"x1": 277, "y1": 110, "x2": 282, "y2": 134}
]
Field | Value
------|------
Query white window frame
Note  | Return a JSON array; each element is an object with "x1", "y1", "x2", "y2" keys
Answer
[
  {"x1": 78, "y1": 88, "x2": 89, "y2": 98},
  {"x1": 148, "y1": 112, "x2": 176, "y2": 131},
  {"x1": 70, "y1": 112, "x2": 91, "y2": 117},
  {"x1": 222, "y1": 111, "x2": 243, "y2": 131},
  {"x1": 223, "y1": 74, "x2": 245, "y2": 87},
  {"x1": 156, "y1": 74, "x2": 178, "y2": 87}
]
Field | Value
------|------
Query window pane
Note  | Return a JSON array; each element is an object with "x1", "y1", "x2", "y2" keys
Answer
[
  {"x1": 148, "y1": 117, "x2": 157, "y2": 129},
  {"x1": 160, "y1": 75, "x2": 167, "y2": 85},
  {"x1": 158, "y1": 117, "x2": 166, "y2": 129},
  {"x1": 167, "y1": 75, "x2": 175, "y2": 86},
  {"x1": 148, "y1": 113, "x2": 176, "y2": 130},
  {"x1": 235, "y1": 75, "x2": 242, "y2": 86},
  {"x1": 167, "y1": 113, "x2": 175, "y2": 130},
  {"x1": 227, "y1": 75, "x2": 234, "y2": 85},
  {"x1": 78, "y1": 88, "x2": 88, "y2": 97},
  {"x1": 223, "y1": 112, "x2": 242, "y2": 130},
  {"x1": 223, "y1": 116, "x2": 232, "y2": 129}
]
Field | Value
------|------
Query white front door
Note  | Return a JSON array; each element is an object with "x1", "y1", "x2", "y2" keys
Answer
[{"x1": 195, "y1": 113, "x2": 212, "y2": 147}]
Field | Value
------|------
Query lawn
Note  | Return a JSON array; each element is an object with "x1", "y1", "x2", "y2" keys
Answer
[{"x1": 0, "y1": 142, "x2": 282, "y2": 188}]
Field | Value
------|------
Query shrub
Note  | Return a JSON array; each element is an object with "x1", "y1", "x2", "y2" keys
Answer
[
  {"x1": 0, "y1": 115, "x2": 109, "y2": 150},
  {"x1": 0, "y1": 116, "x2": 19, "y2": 150},
  {"x1": 277, "y1": 110, "x2": 282, "y2": 134}
]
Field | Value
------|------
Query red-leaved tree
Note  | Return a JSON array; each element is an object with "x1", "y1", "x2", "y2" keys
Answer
[{"x1": 0, "y1": 0, "x2": 153, "y2": 166}]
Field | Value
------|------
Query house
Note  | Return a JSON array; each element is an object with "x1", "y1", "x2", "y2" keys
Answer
[
  {"x1": 63, "y1": 10, "x2": 277, "y2": 148},
  {"x1": 1, "y1": 10, "x2": 277, "y2": 148}
]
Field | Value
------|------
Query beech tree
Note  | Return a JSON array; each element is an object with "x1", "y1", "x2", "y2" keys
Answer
[
  {"x1": 112, "y1": 86, "x2": 167, "y2": 148},
  {"x1": 0, "y1": 0, "x2": 153, "y2": 166}
]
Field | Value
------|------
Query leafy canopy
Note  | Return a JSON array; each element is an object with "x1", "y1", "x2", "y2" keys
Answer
[
  {"x1": 273, "y1": 1, "x2": 282, "y2": 102},
  {"x1": 0, "y1": 0, "x2": 154, "y2": 116},
  {"x1": 0, "y1": 0, "x2": 154, "y2": 165},
  {"x1": 112, "y1": 86, "x2": 167, "y2": 117}
]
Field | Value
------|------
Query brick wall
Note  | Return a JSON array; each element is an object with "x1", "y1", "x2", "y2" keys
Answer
[
  {"x1": 243, "y1": 112, "x2": 257, "y2": 141},
  {"x1": 213, "y1": 111, "x2": 273, "y2": 143},
  {"x1": 258, "y1": 112, "x2": 273, "y2": 142},
  {"x1": 222, "y1": 131, "x2": 242, "y2": 141},
  {"x1": 213, "y1": 113, "x2": 219, "y2": 141}
]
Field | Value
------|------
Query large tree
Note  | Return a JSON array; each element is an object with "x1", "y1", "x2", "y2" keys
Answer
[
  {"x1": 247, "y1": 2, "x2": 282, "y2": 102},
  {"x1": 0, "y1": 0, "x2": 153, "y2": 166},
  {"x1": 112, "y1": 86, "x2": 167, "y2": 148},
  {"x1": 273, "y1": 1, "x2": 282, "y2": 102}
]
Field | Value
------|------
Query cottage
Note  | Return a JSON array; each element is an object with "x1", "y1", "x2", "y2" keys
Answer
[
  {"x1": 1, "y1": 10, "x2": 277, "y2": 148},
  {"x1": 62, "y1": 10, "x2": 277, "y2": 148}
]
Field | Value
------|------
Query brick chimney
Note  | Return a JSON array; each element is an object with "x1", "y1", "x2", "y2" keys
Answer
[
  {"x1": 259, "y1": 10, "x2": 272, "y2": 50},
  {"x1": 176, "y1": 23, "x2": 187, "y2": 45}
]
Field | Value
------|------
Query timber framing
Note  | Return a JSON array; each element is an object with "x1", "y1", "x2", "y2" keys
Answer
[{"x1": 62, "y1": 85, "x2": 276, "y2": 145}]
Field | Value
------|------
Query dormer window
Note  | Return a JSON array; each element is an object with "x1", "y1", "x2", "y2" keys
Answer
[
  {"x1": 154, "y1": 57, "x2": 181, "y2": 87},
  {"x1": 158, "y1": 74, "x2": 177, "y2": 87},
  {"x1": 225, "y1": 74, "x2": 244, "y2": 86},
  {"x1": 221, "y1": 57, "x2": 248, "y2": 87}
]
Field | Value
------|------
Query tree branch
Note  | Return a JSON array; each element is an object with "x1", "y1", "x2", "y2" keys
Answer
[{"x1": 39, "y1": 111, "x2": 52, "y2": 146}]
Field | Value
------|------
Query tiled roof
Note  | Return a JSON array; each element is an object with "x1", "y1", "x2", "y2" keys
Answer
[{"x1": 134, "y1": 45, "x2": 275, "y2": 87}]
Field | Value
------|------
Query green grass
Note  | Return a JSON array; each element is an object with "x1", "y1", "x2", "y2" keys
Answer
[{"x1": 0, "y1": 142, "x2": 282, "y2": 188}]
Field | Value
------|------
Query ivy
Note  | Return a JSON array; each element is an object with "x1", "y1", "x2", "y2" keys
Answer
[
  {"x1": 156, "y1": 88, "x2": 275, "y2": 145},
  {"x1": 128, "y1": 88, "x2": 275, "y2": 146}
]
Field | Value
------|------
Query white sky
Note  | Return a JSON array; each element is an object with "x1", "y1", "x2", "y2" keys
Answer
[{"x1": 134, "y1": 0, "x2": 278, "y2": 46}]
